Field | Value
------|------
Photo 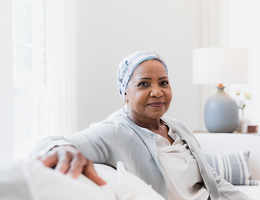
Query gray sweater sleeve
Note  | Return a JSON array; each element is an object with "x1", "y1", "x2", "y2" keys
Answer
[
  {"x1": 211, "y1": 168, "x2": 254, "y2": 200},
  {"x1": 29, "y1": 122, "x2": 119, "y2": 164}
]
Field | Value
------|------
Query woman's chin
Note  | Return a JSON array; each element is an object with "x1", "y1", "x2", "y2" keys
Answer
[{"x1": 145, "y1": 110, "x2": 166, "y2": 120}]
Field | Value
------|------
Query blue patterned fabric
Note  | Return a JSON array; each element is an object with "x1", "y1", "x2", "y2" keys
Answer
[
  {"x1": 117, "y1": 51, "x2": 168, "y2": 100},
  {"x1": 204, "y1": 151, "x2": 258, "y2": 185}
]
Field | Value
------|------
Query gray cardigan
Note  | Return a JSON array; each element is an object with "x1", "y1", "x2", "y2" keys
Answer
[{"x1": 30, "y1": 116, "x2": 252, "y2": 200}]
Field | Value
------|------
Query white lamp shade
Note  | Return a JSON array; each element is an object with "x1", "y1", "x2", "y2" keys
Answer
[{"x1": 192, "y1": 47, "x2": 248, "y2": 84}]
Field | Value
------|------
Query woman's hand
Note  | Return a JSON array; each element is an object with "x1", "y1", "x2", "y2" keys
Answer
[{"x1": 37, "y1": 145, "x2": 106, "y2": 186}]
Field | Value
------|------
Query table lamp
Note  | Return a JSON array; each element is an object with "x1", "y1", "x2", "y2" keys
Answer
[{"x1": 192, "y1": 47, "x2": 248, "y2": 133}]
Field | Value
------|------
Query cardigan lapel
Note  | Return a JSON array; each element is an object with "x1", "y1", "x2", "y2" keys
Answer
[{"x1": 118, "y1": 117, "x2": 161, "y2": 166}]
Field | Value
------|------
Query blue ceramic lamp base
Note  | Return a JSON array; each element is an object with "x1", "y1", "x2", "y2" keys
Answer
[{"x1": 204, "y1": 85, "x2": 239, "y2": 133}]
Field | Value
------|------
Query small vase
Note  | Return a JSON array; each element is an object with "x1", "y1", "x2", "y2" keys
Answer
[{"x1": 237, "y1": 110, "x2": 251, "y2": 132}]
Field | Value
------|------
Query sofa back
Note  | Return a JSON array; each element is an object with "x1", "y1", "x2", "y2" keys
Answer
[{"x1": 194, "y1": 133, "x2": 260, "y2": 180}]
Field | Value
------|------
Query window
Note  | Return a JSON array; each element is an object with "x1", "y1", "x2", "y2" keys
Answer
[
  {"x1": 13, "y1": 0, "x2": 48, "y2": 158},
  {"x1": 12, "y1": 0, "x2": 77, "y2": 158}
]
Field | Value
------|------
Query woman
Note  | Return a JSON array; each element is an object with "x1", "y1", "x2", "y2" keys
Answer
[{"x1": 32, "y1": 51, "x2": 252, "y2": 200}]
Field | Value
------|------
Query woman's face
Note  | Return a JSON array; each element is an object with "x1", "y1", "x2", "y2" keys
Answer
[{"x1": 125, "y1": 59, "x2": 172, "y2": 122}]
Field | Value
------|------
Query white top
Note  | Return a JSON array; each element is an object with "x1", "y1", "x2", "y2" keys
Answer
[{"x1": 156, "y1": 125, "x2": 209, "y2": 200}]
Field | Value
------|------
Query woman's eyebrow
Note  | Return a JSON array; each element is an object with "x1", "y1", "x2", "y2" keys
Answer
[
  {"x1": 138, "y1": 76, "x2": 168, "y2": 80},
  {"x1": 139, "y1": 77, "x2": 151, "y2": 80},
  {"x1": 159, "y1": 76, "x2": 168, "y2": 80}
]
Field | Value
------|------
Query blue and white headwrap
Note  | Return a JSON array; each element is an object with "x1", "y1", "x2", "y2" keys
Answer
[{"x1": 117, "y1": 51, "x2": 168, "y2": 100}]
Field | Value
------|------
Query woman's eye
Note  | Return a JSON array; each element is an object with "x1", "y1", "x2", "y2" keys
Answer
[
  {"x1": 160, "y1": 81, "x2": 169, "y2": 86},
  {"x1": 138, "y1": 82, "x2": 149, "y2": 87}
]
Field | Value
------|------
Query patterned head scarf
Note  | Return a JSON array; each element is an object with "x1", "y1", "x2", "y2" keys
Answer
[{"x1": 117, "y1": 51, "x2": 168, "y2": 100}]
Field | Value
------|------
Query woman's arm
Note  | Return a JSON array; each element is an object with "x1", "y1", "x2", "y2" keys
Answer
[
  {"x1": 29, "y1": 122, "x2": 119, "y2": 186},
  {"x1": 211, "y1": 168, "x2": 254, "y2": 200}
]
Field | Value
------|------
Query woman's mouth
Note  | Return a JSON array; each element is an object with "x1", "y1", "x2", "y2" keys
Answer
[{"x1": 149, "y1": 102, "x2": 164, "y2": 107}]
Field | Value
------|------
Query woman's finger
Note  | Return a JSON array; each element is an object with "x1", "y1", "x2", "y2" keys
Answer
[
  {"x1": 66, "y1": 151, "x2": 87, "y2": 178},
  {"x1": 54, "y1": 150, "x2": 73, "y2": 174},
  {"x1": 83, "y1": 159, "x2": 107, "y2": 186},
  {"x1": 38, "y1": 149, "x2": 59, "y2": 168}
]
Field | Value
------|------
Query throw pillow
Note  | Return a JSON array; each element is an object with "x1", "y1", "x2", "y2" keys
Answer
[{"x1": 204, "y1": 151, "x2": 258, "y2": 185}]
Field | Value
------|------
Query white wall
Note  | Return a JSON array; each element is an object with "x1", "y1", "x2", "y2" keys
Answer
[
  {"x1": 75, "y1": 0, "x2": 202, "y2": 131},
  {"x1": 0, "y1": 1, "x2": 14, "y2": 160}
]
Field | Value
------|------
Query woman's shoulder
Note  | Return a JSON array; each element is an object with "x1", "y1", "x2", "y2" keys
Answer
[{"x1": 85, "y1": 116, "x2": 132, "y2": 133}]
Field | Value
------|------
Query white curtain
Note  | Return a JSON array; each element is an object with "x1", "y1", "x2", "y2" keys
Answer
[
  {"x1": 228, "y1": 0, "x2": 260, "y2": 125},
  {"x1": 46, "y1": 0, "x2": 77, "y2": 137},
  {"x1": 0, "y1": 0, "x2": 77, "y2": 159}
]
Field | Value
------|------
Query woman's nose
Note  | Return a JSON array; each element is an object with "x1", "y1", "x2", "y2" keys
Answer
[{"x1": 150, "y1": 85, "x2": 163, "y2": 97}]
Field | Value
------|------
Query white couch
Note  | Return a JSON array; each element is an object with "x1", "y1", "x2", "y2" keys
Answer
[
  {"x1": 195, "y1": 133, "x2": 260, "y2": 200},
  {"x1": 1, "y1": 133, "x2": 259, "y2": 200}
]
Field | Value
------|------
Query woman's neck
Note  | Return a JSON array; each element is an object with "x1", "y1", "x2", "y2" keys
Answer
[
  {"x1": 127, "y1": 114, "x2": 163, "y2": 131},
  {"x1": 127, "y1": 113, "x2": 173, "y2": 144}
]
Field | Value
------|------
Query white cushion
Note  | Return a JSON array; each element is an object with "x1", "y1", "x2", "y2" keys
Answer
[
  {"x1": 94, "y1": 163, "x2": 118, "y2": 192},
  {"x1": 0, "y1": 159, "x2": 165, "y2": 200},
  {"x1": 0, "y1": 159, "x2": 116, "y2": 200},
  {"x1": 116, "y1": 161, "x2": 165, "y2": 200}
]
